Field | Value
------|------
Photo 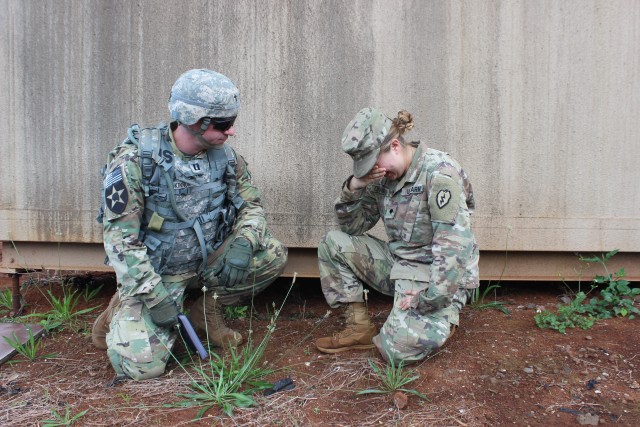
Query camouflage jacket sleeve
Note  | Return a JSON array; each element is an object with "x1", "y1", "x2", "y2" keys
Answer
[
  {"x1": 417, "y1": 166, "x2": 475, "y2": 312},
  {"x1": 334, "y1": 176, "x2": 382, "y2": 235},
  {"x1": 102, "y1": 144, "x2": 163, "y2": 300},
  {"x1": 231, "y1": 151, "x2": 267, "y2": 249}
]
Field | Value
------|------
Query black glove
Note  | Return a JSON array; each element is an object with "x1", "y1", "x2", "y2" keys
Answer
[
  {"x1": 219, "y1": 237, "x2": 253, "y2": 288},
  {"x1": 140, "y1": 283, "x2": 180, "y2": 328},
  {"x1": 148, "y1": 297, "x2": 180, "y2": 328}
]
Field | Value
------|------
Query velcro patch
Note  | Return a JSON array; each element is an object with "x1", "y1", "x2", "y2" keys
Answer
[
  {"x1": 429, "y1": 174, "x2": 461, "y2": 224},
  {"x1": 104, "y1": 166, "x2": 129, "y2": 214}
]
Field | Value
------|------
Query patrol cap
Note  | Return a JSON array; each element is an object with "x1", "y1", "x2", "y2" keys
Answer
[
  {"x1": 168, "y1": 69, "x2": 240, "y2": 125},
  {"x1": 341, "y1": 107, "x2": 393, "y2": 178}
]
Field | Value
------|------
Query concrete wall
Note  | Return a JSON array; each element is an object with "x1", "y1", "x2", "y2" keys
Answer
[{"x1": 1, "y1": 0, "x2": 639, "y2": 254}]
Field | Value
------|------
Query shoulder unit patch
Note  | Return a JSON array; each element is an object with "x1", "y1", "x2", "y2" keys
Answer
[
  {"x1": 436, "y1": 189, "x2": 451, "y2": 208},
  {"x1": 429, "y1": 174, "x2": 461, "y2": 224},
  {"x1": 104, "y1": 166, "x2": 129, "y2": 214}
]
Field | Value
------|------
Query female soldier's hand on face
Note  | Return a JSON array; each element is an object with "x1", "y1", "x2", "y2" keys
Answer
[{"x1": 348, "y1": 165, "x2": 387, "y2": 191}]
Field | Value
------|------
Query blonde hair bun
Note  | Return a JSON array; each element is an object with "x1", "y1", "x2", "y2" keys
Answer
[{"x1": 393, "y1": 110, "x2": 414, "y2": 134}]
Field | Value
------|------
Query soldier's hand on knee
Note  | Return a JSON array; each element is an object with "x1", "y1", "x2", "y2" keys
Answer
[
  {"x1": 140, "y1": 283, "x2": 180, "y2": 327},
  {"x1": 220, "y1": 237, "x2": 253, "y2": 288},
  {"x1": 147, "y1": 297, "x2": 180, "y2": 328}
]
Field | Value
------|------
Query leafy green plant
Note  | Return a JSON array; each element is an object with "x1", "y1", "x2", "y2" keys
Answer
[
  {"x1": 579, "y1": 250, "x2": 639, "y2": 318},
  {"x1": 357, "y1": 355, "x2": 429, "y2": 401},
  {"x1": 3, "y1": 326, "x2": 55, "y2": 361},
  {"x1": 40, "y1": 406, "x2": 89, "y2": 427},
  {"x1": 224, "y1": 304, "x2": 249, "y2": 320},
  {"x1": 534, "y1": 292, "x2": 595, "y2": 333},
  {"x1": 469, "y1": 283, "x2": 510, "y2": 314},
  {"x1": 535, "y1": 250, "x2": 639, "y2": 333}
]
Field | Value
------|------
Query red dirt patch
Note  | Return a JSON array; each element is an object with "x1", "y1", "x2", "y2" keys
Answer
[{"x1": 1, "y1": 273, "x2": 639, "y2": 426}]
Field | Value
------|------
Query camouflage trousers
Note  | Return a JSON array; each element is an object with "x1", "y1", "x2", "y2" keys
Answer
[
  {"x1": 318, "y1": 230, "x2": 471, "y2": 365},
  {"x1": 107, "y1": 232, "x2": 287, "y2": 380}
]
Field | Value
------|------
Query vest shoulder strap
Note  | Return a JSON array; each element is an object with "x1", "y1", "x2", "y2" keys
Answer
[
  {"x1": 137, "y1": 124, "x2": 171, "y2": 197},
  {"x1": 221, "y1": 145, "x2": 244, "y2": 209}
]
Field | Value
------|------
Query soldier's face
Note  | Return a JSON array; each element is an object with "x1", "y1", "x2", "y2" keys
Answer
[
  {"x1": 194, "y1": 120, "x2": 236, "y2": 148},
  {"x1": 376, "y1": 143, "x2": 406, "y2": 181}
]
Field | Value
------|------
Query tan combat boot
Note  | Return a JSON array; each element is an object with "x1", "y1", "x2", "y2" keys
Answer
[
  {"x1": 91, "y1": 292, "x2": 121, "y2": 350},
  {"x1": 315, "y1": 302, "x2": 376, "y2": 353},
  {"x1": 190, "y1": 295, "x2": 243, "y2": 348}
]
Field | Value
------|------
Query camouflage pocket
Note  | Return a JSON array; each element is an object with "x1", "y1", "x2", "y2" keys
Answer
[
  {"x1": 108, "y1": 299, "x2": 154, "y2": 364},
  {"x1": 394, "y1": 187, "x2": 433, "y2": 244}
]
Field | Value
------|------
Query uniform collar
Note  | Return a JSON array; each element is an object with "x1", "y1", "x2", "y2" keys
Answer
[
  {"x1": 385, "y1": 141, "x2": 426, "y2": 193},
  {"x1": 168, "y1": 124, "x2": 206, "y2": 161}
]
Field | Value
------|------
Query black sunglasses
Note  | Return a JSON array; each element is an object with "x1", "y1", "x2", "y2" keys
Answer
[{"x1": 202, "y1": 116, "x2": 236, "y2": 132}]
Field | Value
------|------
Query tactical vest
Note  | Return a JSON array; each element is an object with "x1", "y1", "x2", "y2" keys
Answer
[{"x1": 99, "y1": 124, "x2": 245, "y2": 275}]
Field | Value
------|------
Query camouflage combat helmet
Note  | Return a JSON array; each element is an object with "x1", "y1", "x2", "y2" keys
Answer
[
  {"x1": 341, "y1": 107, "x2": 393, "y2": 178},
  {"x1": 168, "y1": 69, "x2": 240, "y2": 125}
]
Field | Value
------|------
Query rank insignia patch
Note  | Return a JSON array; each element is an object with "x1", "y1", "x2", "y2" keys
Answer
[{"x1": 104, "y1": 166, "x2": 128, "y2": 214}]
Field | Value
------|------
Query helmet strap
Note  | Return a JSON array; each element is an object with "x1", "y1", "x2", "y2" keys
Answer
[
  {"x1": 181, "y1": 120, "x2": 214, "y2": 150},
  {"x1": 199, "y1": 117, "x2": 211, "y2": 134}
]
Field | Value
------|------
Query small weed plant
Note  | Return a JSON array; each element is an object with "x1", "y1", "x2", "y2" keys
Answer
[
  {"x1": 224, "y1": 304, "x2": 249, "y2": 320},
  {"x1": 0, "y1": 288, "x2": 13, "y2": 313},
  {"x1": 3, "y1": 326, "x2": 56, "y2": 361},
  {"x1": 179, "y1": 338, "x2": 275, "y2": 417},
  {"x1": 469, "y1": 225, "x2": 511, "y2": 314},
  {"x1": 469, "y1": 283, "x2": 510, "y2": 314},
  {"x1": 172, "y1": 274, "x2": 297, "y2": 418},
  {"x1": 46, "y1": 287, "x2": 98, "y2": 322},
  {"x1": 40, "y1": 406, "x2": 89, "y2": 427},
  {"x1": 535, "y1": 250, "x2": 639, "y2": 333},
  {"x1": 81, "y1": 283, "x2": 104, "y2": 302},
  {"x1": 23, "y1": 287, "x2": 98, "y2": 333},
  {"x1": 3, "y1": 243, "x2": 98, "y2": 331},
  {"x1": 117, "y1": 392, "x2": 132, "y2": 403},
  {"x1": 357, "y1": 354, "x2": 429, "y2": 401}
]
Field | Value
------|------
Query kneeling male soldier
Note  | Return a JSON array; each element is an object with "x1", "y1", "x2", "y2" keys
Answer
[{"x1": 92, "y1": 69, "x2": 287, "y2": 380}]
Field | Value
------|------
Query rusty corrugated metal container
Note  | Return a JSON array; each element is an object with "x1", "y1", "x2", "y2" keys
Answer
[{"x1": 1, "y1": 1, "x2": 639, "y2": 280}]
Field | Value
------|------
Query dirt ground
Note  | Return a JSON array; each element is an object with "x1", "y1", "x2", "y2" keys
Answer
[{"x1": 0, "y1": 271, "x2": 639, "y2": 427}]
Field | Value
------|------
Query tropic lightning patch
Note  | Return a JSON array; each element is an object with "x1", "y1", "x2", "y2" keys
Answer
[
  {"x1": 104, "y1": 166, "x2": 129, "y2": 214},
  {"x1": 436, "y1": 189, "x2": 451, "y2": 208},
  {"x1": 429, "y1": 174, "x2": 462, "y2": 224}
]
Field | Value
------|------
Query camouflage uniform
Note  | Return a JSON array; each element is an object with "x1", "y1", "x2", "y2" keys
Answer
[
  {"x1": 102, "y1": 71, "x2": 286, "y2": 380},
  {"x1": 319, "y1": 108, "x2": 479, "y2": 365}
]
